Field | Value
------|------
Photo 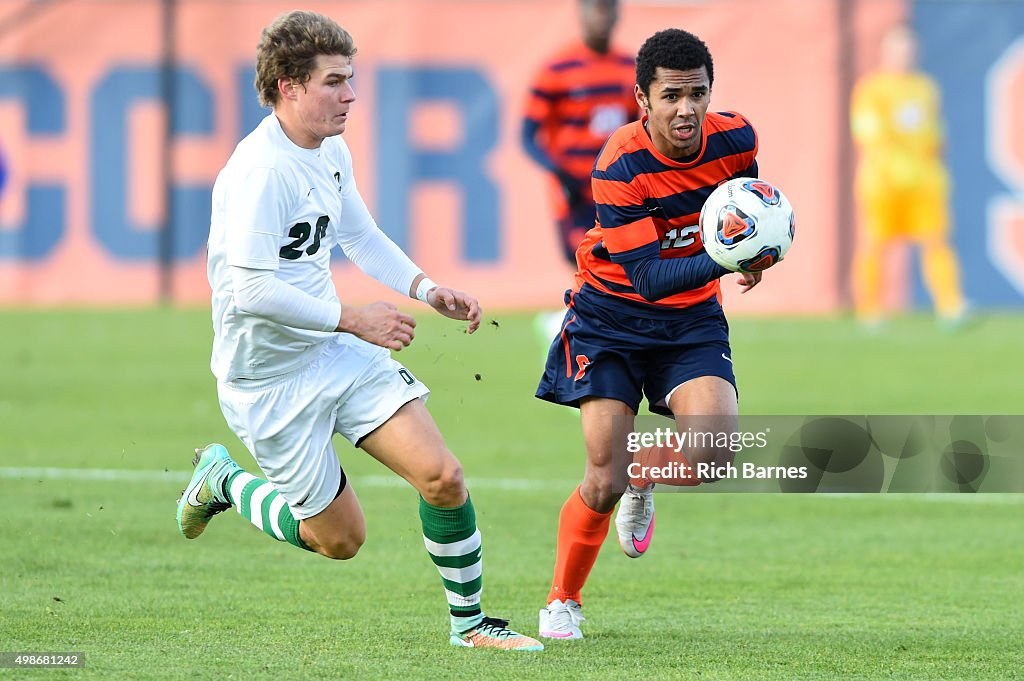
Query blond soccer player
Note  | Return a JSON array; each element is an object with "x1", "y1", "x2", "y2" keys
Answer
[{"x1": 176, "y1": 10, "x2": 541, "y2": 652}]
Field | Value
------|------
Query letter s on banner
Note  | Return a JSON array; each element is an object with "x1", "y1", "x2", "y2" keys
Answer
[{"x1": 986, "y1": 37, "x2": 1024, "y2": 298}]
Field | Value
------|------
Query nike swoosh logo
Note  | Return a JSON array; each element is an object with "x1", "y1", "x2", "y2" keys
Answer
[
  {"x1": 542, "y1": 630, "x2": 576, "y2": 639},
  {"x1": 721, "y1": 353, "x2": 733, "y2": 363},
  {"x1": 186, "y1": 477, "x2": 206, "y2": 507},
  {"x1": 631, "y1": 513, "x2": 655, "y2": 554}
]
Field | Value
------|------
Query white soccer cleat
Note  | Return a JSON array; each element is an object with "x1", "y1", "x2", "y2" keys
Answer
[
  {"x1": 615, "y1": 483, "x2": 655, "y2": 558},
  {"x1": 538, "y1": 599, "x2": 584, "y2": 640}
]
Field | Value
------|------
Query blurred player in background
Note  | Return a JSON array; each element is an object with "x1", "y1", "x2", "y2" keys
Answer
[
  {"x1": 177, "y1": 10, "x2": 541, "y2": 652},
  {"x1": 522, "y1": 0, "x2": 637, "y2": 341},
  {"x1": 535, "y1": 28, "x2": 762, "y2": 640},
  {"x1": 851, "y1": 23, "x2": 966, "y2": 327}
]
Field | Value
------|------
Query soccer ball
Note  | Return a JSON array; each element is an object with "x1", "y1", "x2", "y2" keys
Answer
[{"x1": 699, "y1": 178, "x2": 795, "y2": 273}]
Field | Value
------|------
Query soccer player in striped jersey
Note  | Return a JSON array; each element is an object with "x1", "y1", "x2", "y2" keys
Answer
[
  {"x1": 522, "y1": 0, "x2": 637, "y2": 340},
  {"x1": 175, "y1": 10, "x2": 541, "y2": 652},
  {"x1": 535, "y1": 28, "x2": 762, "y2": 640}
]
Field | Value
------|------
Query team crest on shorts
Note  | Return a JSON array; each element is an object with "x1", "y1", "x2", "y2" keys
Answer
[{"x1": 574, "y1": 355, "x2": 592, "y2": 381}]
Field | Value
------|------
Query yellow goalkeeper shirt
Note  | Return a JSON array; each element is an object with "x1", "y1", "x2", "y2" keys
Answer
[{"x1": 851, "y1": 71, "x2": 947, "y2": 194}]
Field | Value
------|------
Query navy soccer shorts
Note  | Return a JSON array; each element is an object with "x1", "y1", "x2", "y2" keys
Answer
[{"x1": 535, "y1": 287, "x2": 736, "y2": 416}]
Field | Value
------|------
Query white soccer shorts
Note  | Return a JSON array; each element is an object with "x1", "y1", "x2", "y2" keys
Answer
[{"x1": 216, "y1": 334, "x2": 430, "y2": 519}]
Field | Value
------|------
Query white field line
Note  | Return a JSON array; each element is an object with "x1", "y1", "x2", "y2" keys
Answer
[
  {"x1": 0, "y1": 467, "x2": 571, "y2": 492},
  {"x1": 0, "y1": 467, "x2": 1022, "y2": 503}
]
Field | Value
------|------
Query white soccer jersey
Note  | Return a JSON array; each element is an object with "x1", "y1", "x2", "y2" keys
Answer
[{"x1": 208, "y1": 114, "x2": 409, "y2": 382}]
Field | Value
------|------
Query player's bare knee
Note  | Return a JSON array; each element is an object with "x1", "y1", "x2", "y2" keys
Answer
[
  {"x1": 318, "y1": 532, "x2": 365, "y2": 560},
  {"x1": 420, "y1": 461, "x2": 466, "y2": 507},
  {"x1": 319, "y1": 543, "x2": 359, "y2": 560}
]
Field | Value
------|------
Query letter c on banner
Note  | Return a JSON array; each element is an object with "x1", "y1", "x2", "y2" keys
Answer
[{"x1": 0, "y1": 66, "x2": 65, "y2": 260}]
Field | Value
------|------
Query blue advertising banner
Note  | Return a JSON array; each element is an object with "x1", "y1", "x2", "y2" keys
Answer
[{"x1": 915, "y1": 0, "x2": 1024, "y2": 307}]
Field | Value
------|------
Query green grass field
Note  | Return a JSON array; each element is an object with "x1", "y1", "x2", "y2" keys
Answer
[{"x1": 2, "y1": 308, "x2": 1023, "y2": 680}]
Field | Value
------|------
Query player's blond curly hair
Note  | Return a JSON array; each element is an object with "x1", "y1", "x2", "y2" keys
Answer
[{"x1": 255, "y1": 10, "x2": 357, "y2": 108}]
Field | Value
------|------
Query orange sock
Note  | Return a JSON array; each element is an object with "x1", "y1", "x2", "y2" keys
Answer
[{"x1": 547, "y1": 486, "x2": 612, "y2": 605}]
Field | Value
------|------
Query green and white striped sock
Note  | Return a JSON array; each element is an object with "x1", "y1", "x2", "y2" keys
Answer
[
  {"x1": 225, "y1": 470, "x2": 310, "y2": 551},
  {"x1": 419, "y1": 496, "x2": 484, "y2": 633}
]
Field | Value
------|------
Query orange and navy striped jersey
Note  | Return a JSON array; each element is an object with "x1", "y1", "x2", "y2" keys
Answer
[
  {"x1": 523, "y1": 42, "x2": 638, "y2": 180},
  {"x1": 575, "y1": 111, "x2": 758, "y2": 310}
]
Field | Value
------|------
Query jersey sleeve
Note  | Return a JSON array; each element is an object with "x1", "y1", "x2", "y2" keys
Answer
[
  {"x1": 731, "y1": 113, "x2": 759, "y2": 176},
  {"x1": 333, "y1": 141, "x2": 421, "y2": 296},
  {"x1": 922, "y1": 77, "x2": 945, "y2": 152},
  {"x1": 850, "y1": 79, "x2": 884, "y2": 146},
  {"x1": 523, "y1": 63, "x2": 558, "y2": 126},
  {"x1": 335, "y1": 143, "x2": 376, "y2": 238},
  {"x1": 735, "y1": 158, "x2": 758, "y2": 179},
  {"x1": 223, "y1": 166, "x2": 291, "y2": 271}
]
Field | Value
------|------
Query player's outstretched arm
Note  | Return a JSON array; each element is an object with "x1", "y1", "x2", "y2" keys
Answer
[
  {"x1": 336, "y1": 302, "x2": 416, "y2": 351},
  {"x1": 616, "y1": 249, "x2": 730, "y2": 302}
]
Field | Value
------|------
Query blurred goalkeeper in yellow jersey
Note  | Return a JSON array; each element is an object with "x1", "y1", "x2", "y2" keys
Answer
[{"x1": 851, "y1": 24, "x2": 966, "y2": 327}]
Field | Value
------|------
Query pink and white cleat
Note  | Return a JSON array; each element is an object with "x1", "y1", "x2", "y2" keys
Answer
[
  {"x1": 615, "y1": 483, "x2": 655, "y2": 558},
  {"x1": 538, "y1": 599, "x2": 584, "y2": 640}
]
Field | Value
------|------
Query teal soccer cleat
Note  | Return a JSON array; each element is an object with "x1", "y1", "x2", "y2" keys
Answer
[
  {"x1": 176, "y1": 444, "x2": 239, "y2": 539},
  {"x1": 450, "y1": 617, "x2": 544, "y2": 651}
]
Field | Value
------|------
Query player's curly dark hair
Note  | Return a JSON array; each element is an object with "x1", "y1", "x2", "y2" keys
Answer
[
  {"x1": 635, "y1": 29, "x2": 714, "y2": 95},
  {"x1": 255, "y1": 10, "x2": 357, "y2": 108}
]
